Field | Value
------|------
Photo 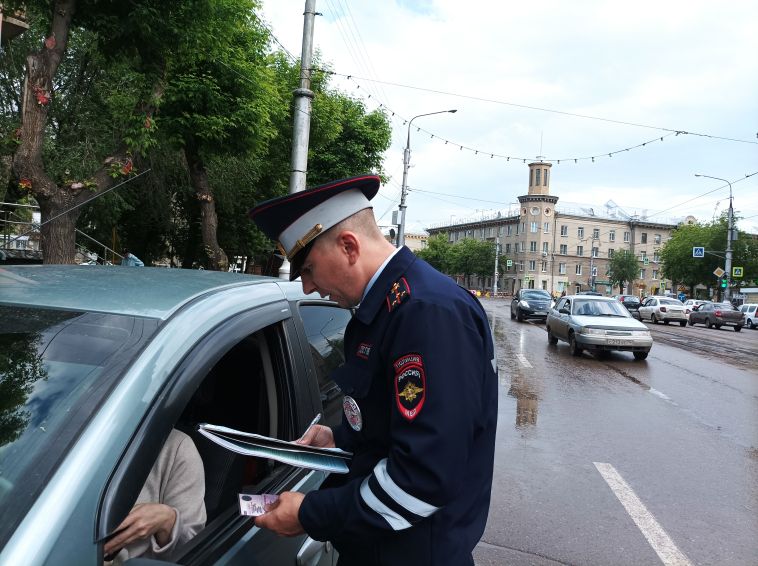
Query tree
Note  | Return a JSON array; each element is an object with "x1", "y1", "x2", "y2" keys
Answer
[
  {"x1": 416, "y1": 233, "x2": 452, "y2": 272},
  {"x1": 608, "y1": 249, "x2": 639, "y2": 294},
  {"x1": 449, "y1": 238, "x2": 496, "y2": 288}
]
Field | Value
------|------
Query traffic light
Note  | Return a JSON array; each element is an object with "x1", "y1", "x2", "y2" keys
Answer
[{"x1": 720, "y1": 277, "x2": 728, "y2": 289}]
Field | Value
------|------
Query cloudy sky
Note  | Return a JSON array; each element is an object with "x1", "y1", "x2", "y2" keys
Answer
[{"x1": 260, "y1": 0, "x2": 758, "y2": 234}]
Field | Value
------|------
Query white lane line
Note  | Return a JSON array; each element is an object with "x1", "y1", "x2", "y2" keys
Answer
[
  {"x1": 594, "y1": 462, "x2": 692, "y2": 566},
  {"x1": 515, "y1": 353, "x2": 532, "y2": 368}
]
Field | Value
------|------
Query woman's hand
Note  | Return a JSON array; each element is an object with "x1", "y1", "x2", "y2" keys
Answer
[{"x1": 103, "y1": 503, "x2": 176, "y2": 556}]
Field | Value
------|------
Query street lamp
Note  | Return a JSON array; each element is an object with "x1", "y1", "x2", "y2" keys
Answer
[
  {"x1": 397, "y1": 109, "x2": 457, "y2": 248},
  {"x1": 695, "y1": 174, "x2": 734, "y2": 301}
]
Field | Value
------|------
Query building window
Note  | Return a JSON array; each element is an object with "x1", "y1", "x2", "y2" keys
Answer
[
  {"x1": 560, "y1": 244, "x2": 568, "y2": 255},
  {"x1": 505, "y1": 243, "x2": 511, "y2": 253},
  {"x1": 541, "y1": 261, "x2": 548, "y2": 272},
  {"x1": 543, "y1": 222, "x2": 550, "y2": 233},
  {"x1": 520, "y1": 241, "x2": 526, "y2": 252},
  {"x1": 608, "y1": 248, "x2": 615, "y2": 257},
  {"x1": 528, "y1": 260, "x2": 536, "y2": 271},
  {"x1": 654, "y1": 233, "x2": 661, "y2": 244},
  {"x1": 576, "y1": 245, "x2": 584, "y2": 256},
  {"x1": 593, "y1": 228, "x2": 600, "y2": 239},
  {"x1": 530, "y1": 241, "x2": 537, "y2": 252},
  {"x1": 559, "y1": 263, "x2": 566, "y2": 274},
  {"x1": 609, "y1": 230, "x2": 616, "y2": 242},
  {"x1": 515, "y1": 224, "x2": 519, "y2": 235},
  {"x1": 507, "y1": 225, "x2": 513, "y2": 236},
  {"x1": 542, "y1": 242, "x2": 549, "y2": 254},
  {"x1": 641, "y1": 232, "x2": 648, "y2": 244},
  {"x1": 543, "y1": 168, "x2": 549, "y2": 186},
  {"x1": 652, "y1": 270, "x2": 659, "y2": 280},
  {"x1": 575, "y1": 285, "x2": 582, "y2": 294},
  {"x1": 578, "y1": 227, "x2": 585, "y2": 238},
  {"x1": 623, "y1": 231, "x2": 630, "y2": 243},
  {"x1": 592, "y1": 247, "x2": 599, "y2": 258},
  {"x1": 639, "y1": 269, "x2": 646, "y2": 279},
  {"x1": 518, "y1": 261, "x2": 524, "y2": 271},
  {"x1": 522, "y1": 222, "x2": 526, "y2": 234},
  {"x1": 653, "y1": 252, "x2": 660, "y2": 263},
  {"x1": 530, "y1": 221, "x2": 538, "y2": 233},
  {"x1": 560, "y1": 225, "x2": 568, "y2": 236},
  {"x1": 576, "y1": 264, "x2": 583, "y2": 275},
  {"x1": 535, "y1": 168, "x2": 541, "y2": 186},
  {"x1": 640, "y1": 251, "x2": 647, "y2": 261}
]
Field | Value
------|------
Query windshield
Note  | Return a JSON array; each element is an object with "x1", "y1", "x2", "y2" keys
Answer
[
  {"x1": 522, "y1": 291, "x2": 551, "y2": 300},
  {"x1": 572, "y1": 300, "x2": 630, "y2": 317},
  {"x1": 0, "y1": 306, "x2": 156, "y2": 546}
]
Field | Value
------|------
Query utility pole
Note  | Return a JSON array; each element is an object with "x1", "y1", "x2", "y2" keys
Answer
[
  {"x1": 696, "y1": 174, "x2": 734, "y2": 301},
  {"x1": 397, "y1": 109, "x2": 457, "y2": 248},
  {"x1": 493, "y1": 240, "x2": 500, "y2": 296},
  {"x1": 279, "y1": 0, "x2": 317, "y2": 280}
]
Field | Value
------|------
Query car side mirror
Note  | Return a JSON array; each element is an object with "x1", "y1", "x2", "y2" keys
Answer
[{"x1": 559, "y1": 307, "x2": 570, "y2": 314}]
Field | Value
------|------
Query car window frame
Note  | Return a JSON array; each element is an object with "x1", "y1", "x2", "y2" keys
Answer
[{"x1": 96, "y1": 300, "x2": 316, "y2": 563}]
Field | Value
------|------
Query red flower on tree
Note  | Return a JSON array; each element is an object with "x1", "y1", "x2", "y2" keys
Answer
[
  {"x1": 18, "y1": 178, "x2": 32, "y2": 190},
  {"x1": 120, "y1": 159, "x2": 133, "y2": 175},
  {"x1": 33, "y1": 86, "x2": 51, "y2": 106}
]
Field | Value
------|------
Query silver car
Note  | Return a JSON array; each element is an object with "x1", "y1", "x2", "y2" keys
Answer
[
  {"x1": 546, "y1": 295, "x2": 653, "y2": 360},
  {"x1": 0, "y1": 265, "x2": 343, "y2": 566},
  {"x1": 637, "y1": 296, "x2": 687, "y2": 326}
]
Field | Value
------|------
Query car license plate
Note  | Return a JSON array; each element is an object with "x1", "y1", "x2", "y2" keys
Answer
[
  {"x1": 607, "y1": 339, "x2": 631, "y2": 346},
  {"x1": 535, "y1": 311, "x2": 546, "y2": 315}
]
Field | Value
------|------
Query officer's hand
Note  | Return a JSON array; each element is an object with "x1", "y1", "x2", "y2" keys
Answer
[
  {"x1": 254, "y1": 491, "x2": 305, "y2": 536},
  {"x1": 295, "y1": 424, "x2": 335, "y2": 448}
]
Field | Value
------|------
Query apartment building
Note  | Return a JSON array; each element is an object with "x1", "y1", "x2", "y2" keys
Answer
[{"x1": 426, "y1": 162, "x2": 682, "y2": 296}]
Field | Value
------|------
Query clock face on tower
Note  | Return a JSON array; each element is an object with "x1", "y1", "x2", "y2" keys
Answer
[{"x1": 530, "y1": 206, "x2": 540, "y2": 216}]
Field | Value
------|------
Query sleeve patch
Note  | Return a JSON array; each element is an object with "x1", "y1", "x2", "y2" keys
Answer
[
  {"x1": 386, "y1": 276, "x2": 411, "y2": 312},
  {"x1": 393, "y1": 353, "x2": 426, "y2": 421}
]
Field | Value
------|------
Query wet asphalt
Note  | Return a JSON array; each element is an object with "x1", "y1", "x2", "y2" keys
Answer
[{"x1": 473, "y1": 298, "x2": 758, "y2": 566}]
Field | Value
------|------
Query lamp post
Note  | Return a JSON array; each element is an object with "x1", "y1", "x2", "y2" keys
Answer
[
  {"x1": 695, "y1": 174, "x2": 734, "y2": 301},
  {"x1": 397, "y1": 109, "x2": 457, "y2": 248}
]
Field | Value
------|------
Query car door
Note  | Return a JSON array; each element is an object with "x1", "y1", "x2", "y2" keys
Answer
[
  {"x1": 638, "y1": 298, "x2": 652, "y2": 320},
  {"x1": 551, "y1": 298, "x2": 570, "y2": 340},
  {"x1": 97, "y1": 298, "x2": 336, "y2": 566}
]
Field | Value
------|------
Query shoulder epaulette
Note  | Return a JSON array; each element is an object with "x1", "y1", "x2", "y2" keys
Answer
[{"x1": 386, "y1": 276, "x2": 411, "y2": 312}]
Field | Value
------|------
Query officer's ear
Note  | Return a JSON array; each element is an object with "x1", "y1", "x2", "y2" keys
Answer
[{"x1": 336, "y1": 230, "x2": 360, "y2": 266}]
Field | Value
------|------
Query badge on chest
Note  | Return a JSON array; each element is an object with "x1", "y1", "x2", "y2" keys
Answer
[
  {"x1": 393, "y1": 353, "x2": 426, "y2": 421},
  {"x1": 343, "y1": 395, "x2": 363, "y2": 431}
]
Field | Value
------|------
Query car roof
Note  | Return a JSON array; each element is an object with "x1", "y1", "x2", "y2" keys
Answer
[
  {"x1": 563, "y1": 295, "x2": 616, "y2": 301},
  {"x1": 0, "y1": 265, "x2": 302, "y2": 320}
]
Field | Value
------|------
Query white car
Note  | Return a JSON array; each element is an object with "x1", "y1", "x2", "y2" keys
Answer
[
  {"x1": 683, "y1": 299, "x2": 710, "y2": 318},
  {"x1": 638, "y1": 296, "x2": 687, "y2": 326},
  {"x1": 739, "y1": 303, "x2": 758, "y2": 329}
]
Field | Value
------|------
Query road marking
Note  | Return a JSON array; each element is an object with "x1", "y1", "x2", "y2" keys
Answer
[
  {"x1": 594, "y1": 462, "x2": 692, "y2": 566},
  {"x1": 515, "y1": 353, "x2": 532, "y2": 368}
]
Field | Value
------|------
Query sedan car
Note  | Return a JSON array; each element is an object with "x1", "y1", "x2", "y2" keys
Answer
[
  {"x1": 688, "y1": 301, "x2": 745, "y2": 331},
  {"x1": 738, "y1": 303, "x2": 758, "y2": 329},
  {"x1": 637, "y1": 296, "x2": 688, "y2": 326},
  {"x1": 511, "y1": 288, "x2": 553, "y2": 322},
  {"x1": 613, "y1": 294, "x2": 641, "y2": 318},
  {"x1": 682, "y1": 299, "x2": 710, "y2": 319},
  {"x1": 546, "y1": 295, "x2": 653, "y2": 360},
  {"x1": 0, "y1": 265, "x2": 346, "y2": 566}
]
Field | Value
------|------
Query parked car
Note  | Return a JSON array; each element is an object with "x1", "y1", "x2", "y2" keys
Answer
[
  {"x1": 0, "y1": 265, "x2": 346, "y2": 566},
  {"x1": 637, "y1": 296, "x2": 687, "y2": 326},
  {"x1": 546, "y1": 295, "x2": 653, "y2": 360},
  {"x1": 613, "y1": 294, "x2": 642, "y2": 318},
  {"x1": 511, "y1": 288, "x2": 553, "y2": 322},
  {"x1": 688, "y1": 301, "x2": 745, "y2": 331},
  {"x1": 683, "y1": 299, "x2": 711, "y2": 319},
  {"x1": 738, "y1": 303, "x2": 758, "y2": 329}
]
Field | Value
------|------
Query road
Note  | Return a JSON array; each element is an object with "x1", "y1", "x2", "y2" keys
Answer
[{"x1": 474, "y1": 298, "x2": 758, "y2": 566}]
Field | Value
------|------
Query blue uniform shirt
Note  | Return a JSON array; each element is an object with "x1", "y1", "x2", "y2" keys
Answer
[{"x1": 299, "y1": 247, "x2": 498, "y2": 566}]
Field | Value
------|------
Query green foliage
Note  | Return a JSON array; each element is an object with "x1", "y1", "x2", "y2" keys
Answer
[
  {"x1": 449, "y1": 238, "x2": 497, "y2": 281},
  {"x1": 608, "y1": 249, "x2": 639, "y2": 293},
  {"x1": 416, "y1": 233, "x2": 452, "y2": 272}
]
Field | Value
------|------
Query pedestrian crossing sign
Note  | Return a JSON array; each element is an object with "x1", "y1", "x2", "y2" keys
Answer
[
  {"x1": 732, "y1": 266, "x2": 743, "y2": 278},
  {"x1": 692, "y1": 246, "x2": 705, "y2": 258}
]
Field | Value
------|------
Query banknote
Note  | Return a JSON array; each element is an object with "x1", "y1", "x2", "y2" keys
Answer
[{"x1": 238, "y1": 493, "x2": 279, "y2": 516}]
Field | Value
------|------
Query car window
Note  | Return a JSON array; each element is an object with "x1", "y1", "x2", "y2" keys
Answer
[
  {"x1": 660, "y1": 299, "x2": 683, "y2": 305},
  {"x1": 0, "y1": 306, "x2": 156, "y2": 547},
  {"x1": 299, "y1": 304, "x2": 352, "y2": 428},
  {"x1": 521, "y1": 290, "x2": 551, "y2": 300}
]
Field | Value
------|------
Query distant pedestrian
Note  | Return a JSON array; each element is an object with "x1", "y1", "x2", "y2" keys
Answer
[{"x1": 121, "y1": 248, "x2": 144, "y2": 267}]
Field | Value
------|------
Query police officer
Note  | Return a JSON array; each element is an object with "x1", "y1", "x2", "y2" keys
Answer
[{"x1": 250, "y1": 175, "x2": 497, "y2": 565}]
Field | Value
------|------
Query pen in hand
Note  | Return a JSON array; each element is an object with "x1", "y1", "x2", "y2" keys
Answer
[{"x1": 298, "y1": 413, "x2": 321, "y2": 442}]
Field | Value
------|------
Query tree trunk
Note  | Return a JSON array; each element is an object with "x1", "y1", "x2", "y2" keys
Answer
[
  {"x1": 38, "y1": 193, "x2": 80, "y2": 264},
  {"x1": 184, "y1": 144, "x2": 228, "y2": 271}
]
